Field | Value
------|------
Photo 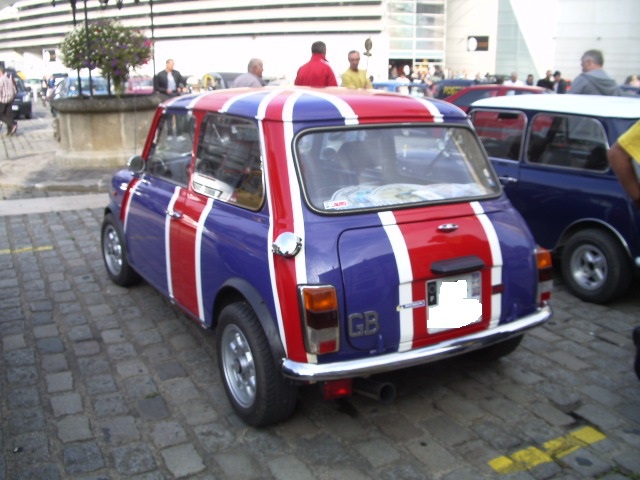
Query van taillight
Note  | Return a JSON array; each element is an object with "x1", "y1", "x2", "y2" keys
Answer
[
  {"x1": 299, "y1": 286, "x2": 340, "y2": 355},
  {"x1": 536, "y1": 247, "x2": 553, "y2": 304}
]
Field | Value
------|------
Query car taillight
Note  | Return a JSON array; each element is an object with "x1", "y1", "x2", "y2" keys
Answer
[
  {"x1": 536, "y1": 247, "x2": 553, "y2": 304},
  {"x1": 299, "y1": 285, "x2": 340, "y2": 355}
]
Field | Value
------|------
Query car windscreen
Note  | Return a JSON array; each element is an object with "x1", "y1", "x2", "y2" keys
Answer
[{"x1": 296, "y1": 125, "x2": 500, "y2": 213}]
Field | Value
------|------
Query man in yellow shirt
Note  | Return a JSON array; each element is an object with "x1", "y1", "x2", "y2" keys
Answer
[
  {"x1": 608, "y1": 119, "x2": 640, "y2": 380},
  {"x1": 608, "y1": 119, "x2": 640, "y2": 210},
  {"x1": 341, "y1": 50, "x2": 372, "y2": 89}
]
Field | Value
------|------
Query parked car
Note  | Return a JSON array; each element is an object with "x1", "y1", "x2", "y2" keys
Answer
[
  {"x1": 469, "y1": 94, "x2": 640, "y2": 303},
  {"x1": 444, "y1": 84, "x2": 551, "y2": 112},
  {"x1": 101, "y1": 87, "x2": 552, "y2": 426},
  {"x1": 52, "y1": 74, "x2": 109, "y2": 99},
  {"x1": 24, "y1": 78, "x2": 42, "y2": 101},
  {"x1": 372, "y1": 80, "x2": 431, "y2": 97},
  {"x1": 430, "y1": 78, "x2": 478, "y2": 99},
  {"x1": 5, "y1": 68, "x2": 32, "y2": 119},
  {"x1": 201, "y1": 71, "x2": 243, "y2": 90},
  {"x1": 125, "y1": 75, "x2": 153, "y2": 94}
]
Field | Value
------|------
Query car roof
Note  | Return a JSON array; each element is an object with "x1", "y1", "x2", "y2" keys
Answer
[
  {"x1": 458, "y1": 84, "x2": 546, "y2": 93},
  {"x1": 471, "y1": 93, "x2": 640, "y2": 118},
  {"x1": 164, "y1": 86, "x2": 467, "y2": 123},
  {"x1": 373, "y1": 80, "x2": 427, "y2": 88}
]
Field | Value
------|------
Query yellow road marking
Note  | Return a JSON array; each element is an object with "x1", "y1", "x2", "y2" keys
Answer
[
  {"x1": 0, "y1": 245, "x2": 54, "y2": 255},
  {"x1": 489, "y1": 426, "x2": 606, "y2": 474}
]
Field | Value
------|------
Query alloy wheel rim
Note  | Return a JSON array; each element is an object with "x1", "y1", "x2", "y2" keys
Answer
[
  {"x1": 570, "y1": 244, "x2": 607, "y2": 290},
  {"x1": 103, "y1": 226, "x2": 123, "y2": 275},
  {"x1": 221, "y1": 324, "x2": 256, "y2": 408}
]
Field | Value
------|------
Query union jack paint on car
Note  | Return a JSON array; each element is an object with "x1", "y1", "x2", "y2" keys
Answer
[{"x1": 101, "y1": 87, "x2": 553, "y2": 426}]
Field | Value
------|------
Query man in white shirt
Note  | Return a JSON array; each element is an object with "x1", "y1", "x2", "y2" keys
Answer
[{"x1": 503, "y1": 71, "x2": 524, "y2": 86}]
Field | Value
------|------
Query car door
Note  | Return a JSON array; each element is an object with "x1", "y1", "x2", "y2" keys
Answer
[
  {"x1": 168, "y1": 112, "x2": 265, "y2": 322},
  {"x1": 508, "y1": 113, "x2": 615, "y2": 249},
  {"x1": 471, "y1": 109, "x2": 527, "y2": 190},
  {"x1": 125, "y1": 110, "x2": 194, "y2": 297}
]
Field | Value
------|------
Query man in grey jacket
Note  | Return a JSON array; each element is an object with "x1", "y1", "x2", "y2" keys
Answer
[
  {"x1": 232, "y1": 59, "x2": 265, "y2": 88},
  {"x1": 570, "y1": 49, "x2": 621, "y2": 95}
]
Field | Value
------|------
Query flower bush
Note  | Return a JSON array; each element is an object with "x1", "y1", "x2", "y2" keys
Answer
[{"x1": 60, "y1": 18, "x2": 152, "y2": 93}]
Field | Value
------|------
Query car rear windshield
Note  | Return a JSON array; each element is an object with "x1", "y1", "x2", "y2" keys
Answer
[{"x1": 296, "y1": 124, "x2": 500, "y2": 213}]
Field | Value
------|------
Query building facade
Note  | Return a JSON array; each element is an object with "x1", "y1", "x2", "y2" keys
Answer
[{"x1": 0, "y1": 0, "x2": 638, "y2": 85}]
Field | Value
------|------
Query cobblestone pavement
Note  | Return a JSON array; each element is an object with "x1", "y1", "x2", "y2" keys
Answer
[{"x1": 1, "y1": 109, "x2": 639, "y2": 479}]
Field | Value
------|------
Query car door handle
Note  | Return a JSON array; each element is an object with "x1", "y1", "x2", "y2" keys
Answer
[
  {"x1": 166, "y1": 209, "x2": 182, "y2": 219},
  {"x1": 498, "y1": 175, "x2": 518, "y2": 184}
]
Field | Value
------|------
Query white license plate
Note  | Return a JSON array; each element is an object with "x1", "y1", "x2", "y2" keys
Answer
[
  {"x1": 427, "y1": 271, "x2": 482, "y2": 332},
  {"x1": 11, "y1": 105, "x2": 18, "y2": 111}
]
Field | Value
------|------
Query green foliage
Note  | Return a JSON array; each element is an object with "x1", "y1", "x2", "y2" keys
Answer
[{"x1": 59, "y1": 18, "x2": 152, "y2": 92}]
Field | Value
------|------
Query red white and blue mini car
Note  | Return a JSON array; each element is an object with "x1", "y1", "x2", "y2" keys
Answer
[{"x1": 101, "y1": 87, "x2": 553, "y2": 426}]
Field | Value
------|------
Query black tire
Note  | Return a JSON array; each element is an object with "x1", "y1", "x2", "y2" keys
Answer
[
  {"x1": 465, "y1": 335, "x2": 523, "y2": 362},
  {"x1": 101, "y1": 213, "x2": 141, "y2": 287},
  {"x1": 561, "y1": 229, "x2": 632, "y2": 304},
  {"x1": 216, "y1": 302, "x2": 298, "y2": 427},
  {"x1": 25, "y1": 107, "x2": 32, "y2": 119}
]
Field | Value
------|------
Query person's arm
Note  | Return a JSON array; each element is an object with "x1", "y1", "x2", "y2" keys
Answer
[
  {"x1": 153, "y1": 73, "x2": 166, "y2": 94},
  {"x1": 327, "y1": 69, "x2": 338, "y2": 87},
  {"x1": 567, "y1": 75, "x2": 585, "y2": 94},
  {"x1": 608, "y1": 142, "x2": 640, "y2": 208}
]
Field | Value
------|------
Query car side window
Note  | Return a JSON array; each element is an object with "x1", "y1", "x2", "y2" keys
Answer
[
  {"x1": 527, "y1": 114, "x2": 609, "y2": 171},
  {"x1": 192, "y1": 114, "x2": 263, "y2": 210},
  {"x1": 147, "y1": 111, "x2": 195, "y2": 186},
  {"x1": 471, "y1": 109, "x2": 526, "y2": 160}
]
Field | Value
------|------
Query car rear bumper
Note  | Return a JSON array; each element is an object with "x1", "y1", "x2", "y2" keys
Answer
[{"x1": 281, "y1": 304, "x2": 552, "y2": 382}]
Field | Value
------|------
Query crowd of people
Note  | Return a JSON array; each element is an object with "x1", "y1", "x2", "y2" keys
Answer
[{"x1": 149, "y1": 44, "x2": 638, "y2": 99}]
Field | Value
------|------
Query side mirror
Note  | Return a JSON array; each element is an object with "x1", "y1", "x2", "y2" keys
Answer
[{"x1": 128, "y1": 155, "x2": 146, "y2": 174}]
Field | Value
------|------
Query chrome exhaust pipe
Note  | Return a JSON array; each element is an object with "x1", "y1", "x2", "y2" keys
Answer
[{"x1": 353, "y1": 378, "x2": 396, "y2": 404}]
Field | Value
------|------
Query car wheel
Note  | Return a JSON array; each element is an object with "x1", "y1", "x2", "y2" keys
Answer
[
  {"x1": 561, "y1": 229, "x2": 632, "y2": 304},
  {"x1": 217, "y1": 302, "x2": 298, "y2": 427},
  {"x1": 465, "y1": 335, "x2": 523, "y2": 362},
  {"x1": 101, "y1": 213, "x2": 141, "y2": 287},
  {"x1": 25, "y1": 108, "x2": 32, "y2": 120}
]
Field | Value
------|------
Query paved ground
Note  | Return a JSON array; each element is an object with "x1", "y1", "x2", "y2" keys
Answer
[
  {"x1": 1, "y1": 105, "x2": 639, "y2": 479},
  {"x1": 0, "y1": 103, "x2": 115, "y2": 201}
]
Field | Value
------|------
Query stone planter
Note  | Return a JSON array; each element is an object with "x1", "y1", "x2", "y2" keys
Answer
[{"x1": 51, "y1": 93, "x2": 163, "y2": 168}]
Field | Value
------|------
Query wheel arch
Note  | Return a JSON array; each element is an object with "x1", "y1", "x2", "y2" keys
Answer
[
  {"x1": 212, "y1": 279, "x2": 287, "y2": 366},
  {"x1": 555, "y1": 218, "x2": 632, "y2": 261}
]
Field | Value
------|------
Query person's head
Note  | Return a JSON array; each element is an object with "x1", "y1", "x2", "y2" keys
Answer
[
  {"x1": 347, "y1": 50, "x2": 360, "y2": 71},
  {"x1": 553, "y1": 71, "x2": 562, "y2": 80},
  {"x1": 526, "y1": 74, "x2": 534, "y2": 85},
  {"x1": 248, "y1": 58, "x2": 264, "y2": 77},
  {"x1": 545, "y1": 69, "x2": 553, "y2": 78},
  {"x1": 581, "y1": 49, "x2": 604, "y2": 72},
  {"x1": 165, "y1": 59, "x2": 175, "y2": 72},
  {"x1": 510, "y1": 71, "x2": 518, "y2": 82},
  {"x1": 311, "y1": 41, "x2": 327, "y2": 55}
]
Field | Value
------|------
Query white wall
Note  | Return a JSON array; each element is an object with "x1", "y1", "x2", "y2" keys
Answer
[
  {"x1": 445, "y1": 0, "x2": 499, "y2": 78},
  {"x1": 445, "y1": 0, "x2": 639, "y2": 84},
  {"x1": 553, "y1": 0, "x2": 640, "y2": 84}
]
